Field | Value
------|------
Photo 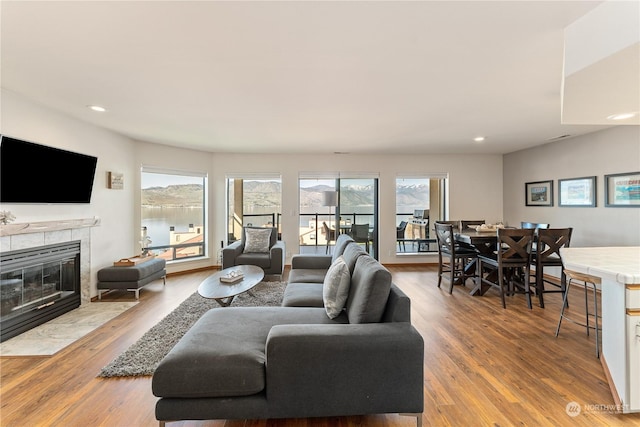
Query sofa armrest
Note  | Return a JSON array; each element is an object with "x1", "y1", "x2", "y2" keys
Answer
[
  {"x1": 290, "y1": 254, "x2": 332, "y2": 270},
  {"x1": 269, "y1": 241, "x2": 285, "y2": 274},
  {"x1": 265, "y1": 323, "x2": 424, "y2": 417},
  {"x1": 221, "y1": 240, "x2": 244, "y2": 269}
]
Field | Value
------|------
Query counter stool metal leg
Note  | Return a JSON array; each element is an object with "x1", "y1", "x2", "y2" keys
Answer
[
  {"x1": 591, "y1": 279, "x2": 600, "y2": 358},
  {"x1": 554, "y1": 269, "x2": 601, "y2": 358},
  {"x1": 554, "y1": 281, "x2": 571, "y2": 337}
]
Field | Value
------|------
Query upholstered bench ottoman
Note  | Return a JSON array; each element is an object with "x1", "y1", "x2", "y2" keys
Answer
[{"x1": 97, "y1": 258, "x2": 166, "y2": 300}]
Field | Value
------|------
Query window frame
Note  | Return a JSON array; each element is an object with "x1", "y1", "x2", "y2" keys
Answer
[
  {"x1": 225, "y1": 174, "x2": 282, "y2": 245},
  {"x1": 141, "y1": 166, "x2": 208, "y2": 262},
  {"x1": 395, "y1": 174, "x2": 448, "y2": 254}
]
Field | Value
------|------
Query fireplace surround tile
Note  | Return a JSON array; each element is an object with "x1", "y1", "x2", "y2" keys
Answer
[
  {"x1": 43, "y1": 229, "x2": 73, "y2": 245},
  {"x1": 9, "y1": 232, "x2": 46, "y2": 250},
  {"x1": 1, "y1": 218, "x2": 100, "y2": 305}
]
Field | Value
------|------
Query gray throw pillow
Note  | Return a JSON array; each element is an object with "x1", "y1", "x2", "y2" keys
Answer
[
  {"x1": 346, "y1": 255, "x2": 392, "y2": 323},
  {"x1": 243, "y1": 228, "x2": 272, "y2": 253},
  {"x1": 322, "y1": 256, "x2": 351, "y2": 319}
]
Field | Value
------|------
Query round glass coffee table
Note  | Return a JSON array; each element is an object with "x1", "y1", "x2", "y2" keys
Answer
[{"x1": 198, "y1": 265, "x2": 264, "y2": 307}]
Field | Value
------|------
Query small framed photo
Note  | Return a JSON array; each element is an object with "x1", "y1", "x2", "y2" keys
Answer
[
  {"x1": 525, "y1": 180, "x2": 553, "y2": 206},
  {"x1": 107, "y1": 171, "x2": 124, "y2": 189},
  {"x1": 605, "y1": 171, "x2": 640, "y2": 207},
  {"x1": 559, "y1": 176, "x2": 596, "y2": 207}
]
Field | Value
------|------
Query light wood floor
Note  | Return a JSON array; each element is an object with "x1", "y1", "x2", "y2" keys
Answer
[{"x1": 2, "y1": 265, "x2": 639, "y2": 427}]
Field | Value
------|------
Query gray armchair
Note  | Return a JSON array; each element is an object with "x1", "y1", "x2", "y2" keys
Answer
[{"x1": 222, "y1": 227, "x2": 285, "y2": 277}]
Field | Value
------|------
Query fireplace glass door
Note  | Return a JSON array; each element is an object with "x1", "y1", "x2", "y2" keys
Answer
[
  {"x1": 1, "y1": 241, "x2": 81, "y2": 341},
  {"x1": 1, "y1": 257, "x2": 77, "y2": 321}
]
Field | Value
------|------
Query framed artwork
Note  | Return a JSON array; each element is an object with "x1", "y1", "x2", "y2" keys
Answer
[
  {"x1": 559, "y1": 176, "x2": 596, "y2": 207},
  {"x1": 107, "y1": 171, "x2": 124, "y2": 189},
  {"x1": 525, "y1": 180, "x2": 553, "y2": 206},
  {"x1": 605, "y1": 171, "x2": 640, "y2": 207}
]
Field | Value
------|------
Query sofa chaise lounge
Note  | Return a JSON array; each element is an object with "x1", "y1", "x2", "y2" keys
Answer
[{"x1": 152, "y1": 234, "x2": 424, "y2": 426}]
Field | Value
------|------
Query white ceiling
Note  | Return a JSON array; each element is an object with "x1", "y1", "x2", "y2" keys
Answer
[{"x1": 1, "y1": 1, "x2": 629, "y2": 155}]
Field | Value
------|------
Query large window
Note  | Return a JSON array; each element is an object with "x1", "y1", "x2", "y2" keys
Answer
[
  {"x1": 226, "y1": 175, "x2": 282, "y2": 244},
  {"x1": 141, "y1": 167, "x2": 207, "y2": 262},
  {"x1": 396, "y1": 175, "x2": 447, "y2": 254},
  {"x1": 299, "y1": 176, "x2": 379, "y2": 258}
]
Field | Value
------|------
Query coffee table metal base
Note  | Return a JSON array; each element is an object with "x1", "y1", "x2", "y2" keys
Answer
[{"x1": 213, "y1": 292, "x2": 254, "y2": 307}]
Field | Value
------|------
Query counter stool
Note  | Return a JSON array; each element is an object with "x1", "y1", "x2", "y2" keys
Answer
[{"x1": 554, "y1": 269, "x2": 601, "y2": 358}]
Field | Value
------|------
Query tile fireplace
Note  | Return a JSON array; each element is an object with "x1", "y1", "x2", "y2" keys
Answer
[{"x1": 0, "y1": 217, "x2": 100, "y2": 342}]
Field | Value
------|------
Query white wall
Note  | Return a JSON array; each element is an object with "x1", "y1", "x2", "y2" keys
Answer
[
  {"x1": 2, "y1": 91, "x2": 505, "y2": 294},
  {"x1": 503, "y1": 126, "x2": 640, "y2": 247},
  {"x1": 1, "y1": 89, "x2": 137, "y2": 296}
]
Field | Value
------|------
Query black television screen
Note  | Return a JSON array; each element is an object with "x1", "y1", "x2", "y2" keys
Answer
[{"x1": 0, "y1": 135, "x2": 98, "y2": 203}]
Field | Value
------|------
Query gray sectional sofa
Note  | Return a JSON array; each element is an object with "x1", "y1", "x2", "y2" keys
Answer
[{"x1": 152, "y1": 234, "x2": 424, "y2": 426}]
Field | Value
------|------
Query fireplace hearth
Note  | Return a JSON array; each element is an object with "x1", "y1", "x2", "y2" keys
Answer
[{"x1": 0, "y1": 241, "x2": 81, "y2": 342}]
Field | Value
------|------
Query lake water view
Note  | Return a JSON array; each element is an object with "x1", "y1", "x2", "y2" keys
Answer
[{"x1": 142, "y1": 207, "x2": 204, "y2": 247}]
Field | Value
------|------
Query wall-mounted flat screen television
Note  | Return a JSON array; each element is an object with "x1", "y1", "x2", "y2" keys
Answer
[{"x1": 0, "y1": 135, "x2": 98, "y2": 203}]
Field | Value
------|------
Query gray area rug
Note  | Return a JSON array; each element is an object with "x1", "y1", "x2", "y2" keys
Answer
[{"x1": 98, "y1": 280, "x2": 286, "y2": 378}]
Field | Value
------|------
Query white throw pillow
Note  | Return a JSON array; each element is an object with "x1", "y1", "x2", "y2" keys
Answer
[
  {"x1": 322, "y1": 256, "x2": 351, "y2": 319},
  {"x1": 243, "y1": 228, "x2": 272, "y2": 253}
]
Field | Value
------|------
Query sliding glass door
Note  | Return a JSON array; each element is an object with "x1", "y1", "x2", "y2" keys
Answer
[
  {"x1": 395, "y1": 175, "x2": 448, "y2": 254},
  {"x1": 298, "y1": 176, "x2": 378, "y2": 259},
  {"x1": 339, "y1": 178, "x2": 378, "y2": 259}
]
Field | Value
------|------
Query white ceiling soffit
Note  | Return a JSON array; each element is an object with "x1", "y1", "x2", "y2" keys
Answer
[
  {"x1": 1, "y1": 1, "x2": 617, "y2": 155},
  {"x1": 562, "y1": 1, "x2": 640, "y2": 125}
]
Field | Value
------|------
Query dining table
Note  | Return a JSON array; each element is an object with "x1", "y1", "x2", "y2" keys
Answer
[{"x1": 455, "y1": 228, "x2": 499, "y2": 255}]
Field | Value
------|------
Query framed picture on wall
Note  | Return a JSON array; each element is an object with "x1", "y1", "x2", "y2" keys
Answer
[
  {"x1": 605, "y1": 171, "x2": 640, "y2": 207},
  {"x1": 525, "y1": 180, "x2": 553, "y2": 206},
  {"x1": 559, "y1": 176, "x2": 596, "y2": 207}
]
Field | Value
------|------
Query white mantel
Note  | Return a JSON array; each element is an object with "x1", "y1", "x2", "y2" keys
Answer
[
  {"x1": 0, "y1": 218, "x2": 101, "y2": 304},
  {"x1": 0, "y1": 217, "x2": 101, "y2": 237}
]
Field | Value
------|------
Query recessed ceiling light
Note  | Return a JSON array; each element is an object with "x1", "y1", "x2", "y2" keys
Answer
[
  {"x1": 473, "y1": 136, "x2": 485, "y2": 142},
  {"x1": 88, "y1": 105, "x2": 107, "y2": 112},
  {"x1": 607, "y1": 112, "x2": 637, "y2": 121}
]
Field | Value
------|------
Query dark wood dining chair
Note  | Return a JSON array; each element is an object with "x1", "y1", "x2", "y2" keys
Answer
[
  {"x1": 350, "y1": 223, "x2": 371, "y2": 252},
  {"x1": 521, "y1": 222, "x2": 550, "y2": 229},
  {"x1": 521, "y1": 222, "x2": 550, "y2": 253},
  {"x1": 532, "y1": 227, "x2": 573, "y2": 308},
  {"x1": 476, "y1": 228, "x2": 535, "y2": 308},
  {"x1": 322, "y1": 221, "x2": 337, "y2": 254},
  {"x1": 434, "y1": 222, "x2": 479, "y2": 294},
  {"x1": 396, "y1": 220, "x2": 408, "y2": 252}
]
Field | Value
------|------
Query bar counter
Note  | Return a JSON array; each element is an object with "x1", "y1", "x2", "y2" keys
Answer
[{"x1": 561, "y1": 246, "x2": 640, "y2": 414}]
